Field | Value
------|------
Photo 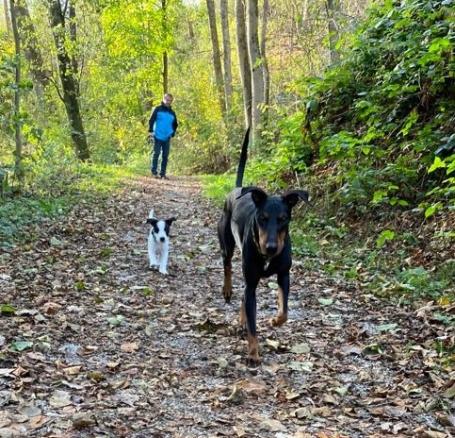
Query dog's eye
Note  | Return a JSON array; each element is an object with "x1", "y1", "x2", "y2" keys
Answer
[
  {"x1": 278, "y1": 215, "x2": 287, "y2": 223},
  {"x1": 258, "y1": 213, "x2": 268, "y2": 222}
]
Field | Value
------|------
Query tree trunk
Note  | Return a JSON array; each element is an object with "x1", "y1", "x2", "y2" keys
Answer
[
  {"x1": 48, "y1": 0, "x2": 89, "y2": 161},
  {"x1": 68, "y1": 2, "x2": 79, "y2": 83},
  {"x1": 206, "y1": 0, "x2": 226, "y2": 119},
  {"x1": 220, "y1": 0, "x2": 232, "y2": 115},
  {"x1": 9, "y1": 0, "x2": 24, "y2": 185},
  {"x1": 163, "y1": 52, "x2": 168, "y2": 94},
  {"x1": 4, "y1": 0, "x2": 12, "y2": 34},
  {"x1": 246, "y1": 0, "x2": 265, "y2": 147},
  {"x1": 235, "y1": 0, "x2": 251, "y2": 129},
  {"x1": 15, "y1": 0, "x2": 49, "y2": 94},
  {"x1": 162, "y1": 0, "x2": 168, "y2": 93},
  {"x1": 260, "y1": 0, "x2": 270, "y2": 123},
  {"x1": 302, "y1": 0, "x2": 309, "y2": 31},
  {"x1": 326, "y1": 0, "x2": 340, "y2": 64}
]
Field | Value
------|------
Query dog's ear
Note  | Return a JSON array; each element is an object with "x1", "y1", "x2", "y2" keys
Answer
[
  {"x1": 237, "y1": 186, "x2": 268, "y2": 206},
  {"x1": 146, "y1": 218, "x2": 158, "y2": 226},
  {"x1": 165, "y1": 217, "x2": 176, "y2": 226},
  {"x1": 282, "y1": 190, "x2": 311, "y2": 208}
]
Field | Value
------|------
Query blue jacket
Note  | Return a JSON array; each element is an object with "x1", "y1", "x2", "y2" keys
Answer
[{"x1": 148, "y1": 103, "x2": 178, "y2": 141}]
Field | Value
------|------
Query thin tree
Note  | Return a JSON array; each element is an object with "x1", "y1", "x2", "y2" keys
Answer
[
  {"x1": 9, "y1": 0, "x2": 24, "y2": 185},
  {"x1": 246, "y1": 0, "x2": 265, "y2": 147},
  {"x1": 235, "y1": 0, "x2": 251, "y2": 129},
  {"x1": 3, "y1": 0, "x2": 12, "y2": 34},
  {"x1": 220, "y1": 0, "x2": 232, "y2": 115},
  {"x1": 15, "y1": 0, "x2": 49, "y2": 94},
  {"x1": 48, "y1": 0, "x2": 89, "y2": 161},
  {"x1": 326, "y1": 0, "x2": 341, "y2": 64},
  {"x1": 162, "y1": 0, "x2": 168, "y2": 94},
  {"x1": 260, "y1": 0, "x2": 270, "y2": 123},
  {"x1": 206, "y1": 0, "x2": 226, "y2": 119}
]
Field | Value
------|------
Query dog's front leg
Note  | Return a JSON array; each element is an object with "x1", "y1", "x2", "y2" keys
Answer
[
  {"x1": 148, "y1": 235, "x2": 159, "y2": 268},
  {"x1": 243, "y1": 280, "x2": 260, "y2": 364},
  {"x1": 271, "y1": 272, "x2": 289, "y2": 327},
  {"x1": 159, "y1": 241, "x2": 169, "y2": 275}
]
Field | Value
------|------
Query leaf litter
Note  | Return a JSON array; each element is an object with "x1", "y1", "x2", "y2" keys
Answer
[{"x1": 0, "y1": 176, "x2": 453, "y2": 437}]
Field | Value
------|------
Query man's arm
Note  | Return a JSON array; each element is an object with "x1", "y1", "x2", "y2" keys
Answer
[
  {"x1": 149, "y1": 107, "x2": 158, "y2": 133},
  {"x1": 172, "y1": 111, "x2": 178, "y2": 136}
]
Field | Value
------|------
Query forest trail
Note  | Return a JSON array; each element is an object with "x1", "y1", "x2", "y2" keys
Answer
[{"x1": 0, "y1": 176, "x2": 453, "y2": 437}]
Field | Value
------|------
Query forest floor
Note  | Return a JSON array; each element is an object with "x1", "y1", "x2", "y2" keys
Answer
[{"x1": 0, "y1": 175, "x2": 454, "y2": 437}]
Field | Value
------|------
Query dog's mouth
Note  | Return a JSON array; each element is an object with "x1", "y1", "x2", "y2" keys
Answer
[{"x1": 258, "y1": 230, "x2": 286, "y2": 258}]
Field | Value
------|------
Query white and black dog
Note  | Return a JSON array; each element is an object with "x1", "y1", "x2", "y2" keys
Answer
[{"x1": 146, "y1": 209, "x2": 176, "y2": 274}]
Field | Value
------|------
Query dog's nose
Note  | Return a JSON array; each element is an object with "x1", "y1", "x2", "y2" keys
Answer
[
  {"x1": 266, "y1": 243, "x2": 277, "y2": 255},
  {"x1": 160, "y1": 237, "x2": 166, "y2": 242}
]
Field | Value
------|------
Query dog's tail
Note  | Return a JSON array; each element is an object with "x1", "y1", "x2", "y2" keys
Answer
[
  {"x1": 148, "y1": 209, "x2": 155, "y2": 219},
  {"x1": 235, "y1": 127, "x2": 250, "y2": 188}
]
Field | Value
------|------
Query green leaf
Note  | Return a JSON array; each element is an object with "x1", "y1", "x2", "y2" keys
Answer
[
  {"x1": 372, "y1": 190, "x2": 387, "y2": 204},
  {"x1": 376, "y1": 230, "x2": 395, "y2": 248},
  {"x1": 428, "y1": 38, "x2": 451, "y2": 54},
  {"x1": 318, "y1": 297, "x2": 333, "y2": 306},
  {"x1": 107, "y1": 315, "x2": 125, "y2": 326},
  {"x1": 376, "y1": 323, "x2": 398, "y2": 333},
  {"x1": 0, "y1": 304, "x2": 16, "y2": 315},
  {"x1": 11, "y1": 340, "x2": 33, "y2": 351},
  {"x1": 428, "y1": 156, "x2": 446, "y2": 173}
]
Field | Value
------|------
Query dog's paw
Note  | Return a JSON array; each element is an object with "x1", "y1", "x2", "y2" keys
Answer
[
  {"x1": 246, "y1": 353, "x2": 261, "y2": 367},
  {"x1": 270, "y1": 314, "x2": 288, "y2": 327},
  {"x1": 159, "y1": 268, "x2": 168, "y2": 275},
  {"x1": 222, "y1": 287, "x2": 232, "y2": 303}
]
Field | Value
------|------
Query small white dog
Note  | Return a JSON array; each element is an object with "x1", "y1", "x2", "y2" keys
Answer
[{"x1": 146, "y1": 209, "x2": 176, "y2": 275}]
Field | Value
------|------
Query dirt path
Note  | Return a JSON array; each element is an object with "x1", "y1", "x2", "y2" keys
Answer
[{"x1": 0, "y1": 176, "x2": 453, "y2": 437}]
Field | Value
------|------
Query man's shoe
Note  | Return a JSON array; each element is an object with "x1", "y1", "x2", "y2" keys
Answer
[{"x1": 160, "y1": 175, "x2": 169, "y2": 180}]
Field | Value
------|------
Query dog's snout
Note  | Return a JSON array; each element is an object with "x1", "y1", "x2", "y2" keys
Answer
[
  {"x1": 266, "y1": 242, "x2": 278, "y2": 255},
  {"x1": 160, "y1": 236, "x2": 166, "y2": 242}
]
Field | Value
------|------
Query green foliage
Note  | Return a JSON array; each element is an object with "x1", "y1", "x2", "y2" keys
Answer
[
  {"x1": 199, "y1": 174, "x2": 234, "y2": 206},
  {"x1": 0, "y1": 156, "x2": 147, "y2": 248},
  {"x1": 299, "y1": 0, "x2": 455, "y2": 214}
]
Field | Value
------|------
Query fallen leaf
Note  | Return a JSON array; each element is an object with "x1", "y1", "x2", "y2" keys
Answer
[
  {"x1": 288, "y1": 361, "x2": 313, "y2": 372},
  {"x1": 49, "y1": 390, "x2": 72, "y2": 408},
  {"x1": 260, "y1": 418, "x2": 287, "y2": 432},
  {"x1": 29, "y1": 415, "x2": 48, "y2": 429},
  {"x1": 10, "y1": 341, "x2": 33, "y2": 352},
  {"x1": 120, "y1": 342, "x2": 139, "y2": 353},
  {"x1": 291, "y1": 342, "x2": 311, "y2": 354},
  {"x1": 318, "y1": 297, "x2": 333, "y2": 306}
]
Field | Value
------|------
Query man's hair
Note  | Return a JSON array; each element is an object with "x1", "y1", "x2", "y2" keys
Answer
[{"x1": 164, "y1": 93, "x2": 173, "y2": 100}]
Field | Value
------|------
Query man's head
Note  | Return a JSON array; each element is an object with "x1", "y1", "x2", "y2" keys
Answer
[{"x1": 163, "y1": 93, "x2": 173, "y2": 107}]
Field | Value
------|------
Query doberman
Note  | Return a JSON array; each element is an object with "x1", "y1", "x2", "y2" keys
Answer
[{"x1": 217, "y1": 128, "x2": 310, "y2": 364}]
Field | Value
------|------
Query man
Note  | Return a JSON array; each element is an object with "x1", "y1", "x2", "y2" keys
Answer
[{"x1": 148, "y1": 93, "x2": 178, "y2": 179}]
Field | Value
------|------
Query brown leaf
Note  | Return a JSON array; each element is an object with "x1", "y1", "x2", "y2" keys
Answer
[
  {"x1": 29, "y1": 415, "x2": 48, "y2": 429},
  {"x1": 120, "y1": 342, "x2": 139, "y2": 353},
  {"x1": 41, "y1": 302, "x2": 62, "y2": 315}
]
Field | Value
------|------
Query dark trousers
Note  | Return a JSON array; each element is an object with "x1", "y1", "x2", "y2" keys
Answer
[{"x1": 151, "y1": 137, "x2": 171, "y2": 177}]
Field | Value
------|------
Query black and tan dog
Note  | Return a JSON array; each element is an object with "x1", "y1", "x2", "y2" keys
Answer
[{"x1": 217, "y1": 128, "x2": 310, "y2": 364}]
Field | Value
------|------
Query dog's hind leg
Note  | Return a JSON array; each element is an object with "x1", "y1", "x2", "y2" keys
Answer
[
  {"x1": 217, "y1": 213, "x2": 235, "y2": 303},
  {"x1": 271, "y1": 272, "x2": 290, "y2": 327}
]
